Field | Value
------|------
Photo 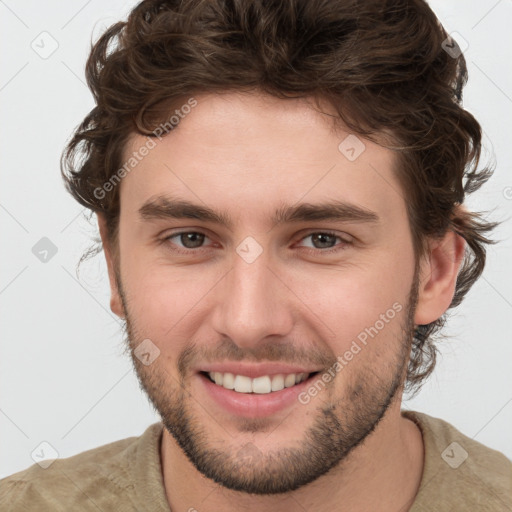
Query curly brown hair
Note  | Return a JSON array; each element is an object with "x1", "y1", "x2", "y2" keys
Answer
[{"x1": 61, "y1": 0, "x2": 499, "y2": 395}]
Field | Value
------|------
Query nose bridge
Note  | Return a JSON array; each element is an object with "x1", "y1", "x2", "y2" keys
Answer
[{"x1": 211, "y1": 245, "x2": 293, "y2": 346}]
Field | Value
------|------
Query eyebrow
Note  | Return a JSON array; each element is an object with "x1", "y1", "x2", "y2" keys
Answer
[{"x1": 138, "y1": 196, "x2": 380, "y2": 229}]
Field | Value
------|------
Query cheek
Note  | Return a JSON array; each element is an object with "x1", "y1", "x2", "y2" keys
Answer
[
  {"x1": 287, "y1": 252, "x2": 413, "y2": 354},
  {"x1": 119, "y1": 252, "x2": 218, "y2": 347}
]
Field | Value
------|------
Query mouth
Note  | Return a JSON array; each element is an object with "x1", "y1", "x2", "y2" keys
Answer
[
  {"x1": 196, "y1": 363, "x2": 325, "y2": 418},
  {"x1": 200, "y1": 371, "x2": 320, "y2": 394}
]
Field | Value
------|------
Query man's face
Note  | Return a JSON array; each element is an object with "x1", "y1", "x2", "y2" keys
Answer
[{"x1": 109, "y1": 92, "x2": 421, "y2": 493}]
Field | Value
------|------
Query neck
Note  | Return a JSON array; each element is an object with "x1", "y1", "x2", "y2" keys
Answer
[{"x1": 160, "y1": 400, "x2": 424, "y2": 512}]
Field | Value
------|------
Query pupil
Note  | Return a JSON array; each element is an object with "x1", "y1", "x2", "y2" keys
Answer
[
  {"x1": 313, "y1": 233, "x2": 335, "y2": 248},
  {"x1": 182, "y1": 232, "x2": 204, "y2": 248}
]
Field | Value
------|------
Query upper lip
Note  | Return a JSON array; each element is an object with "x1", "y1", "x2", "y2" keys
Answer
[{"x1": 198, "y1": 362, "x2": 322, "y2": 379}]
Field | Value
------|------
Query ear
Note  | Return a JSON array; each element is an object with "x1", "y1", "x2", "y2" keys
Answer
[
  {"x1": 97, "y1": 213, "x2": 125, "y2": 318},
  {"x1": 414, "y1": 230, "x2": 466, "y2": 325}
]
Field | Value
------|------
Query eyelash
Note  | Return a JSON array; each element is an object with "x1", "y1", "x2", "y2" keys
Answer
[{"x1": 161, "y1": 230, "x2": 352, "y2": 256}]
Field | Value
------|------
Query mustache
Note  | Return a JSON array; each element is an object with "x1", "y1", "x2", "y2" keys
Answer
[{"x1": 177, "y1": 338, "x2": 336, "y2": 378}]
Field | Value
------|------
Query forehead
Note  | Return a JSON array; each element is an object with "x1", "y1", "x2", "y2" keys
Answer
[{"x1": 119, "y1": 91, "x2": 405, "y2": 227}]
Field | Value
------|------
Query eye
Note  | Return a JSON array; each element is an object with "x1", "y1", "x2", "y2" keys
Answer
[
  {"x1": 296, "y1": 231, "x2": 352, "y2": 254},
  {"x1": 161, "y1": 230, "x2": 352, "y2": 256},
  {"x1": 162, "y1": 231, "x2": 214, "y2": 254}
]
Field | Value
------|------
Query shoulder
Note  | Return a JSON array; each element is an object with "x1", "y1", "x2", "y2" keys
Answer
[
  {"x1": 404, "y1": 410, "x2": 512, "y2": 511},
  {"x1": 0, "y1": 422, "x2": 164, "y2": 512}
]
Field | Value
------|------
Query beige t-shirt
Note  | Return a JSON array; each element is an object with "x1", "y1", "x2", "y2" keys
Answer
[{"x1": 1, "y1": 410, "x2": 510, "y2": 511}]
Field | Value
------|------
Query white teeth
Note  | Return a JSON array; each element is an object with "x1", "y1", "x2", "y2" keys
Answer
[
  {"x1": 207, "y1": 372, "x2": 309, "y2": 394},
  {"x1": 252, "y1": 376, "x2": 271, "y2": 394},
  {"x1": 234, "y1": 375, "x2": 253, "y2": 393},
  {"x1": 284, "y1": 374, "x2": 296, "y2": 388},
  {"x1": 271, "y1": 374, "x2": 285, "y2": 392},
  {"x1": 222, "y1": 372, "x2": 235, "y2": 390}
]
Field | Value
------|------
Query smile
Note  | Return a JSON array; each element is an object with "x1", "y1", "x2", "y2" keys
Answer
[{"x1": 205, "y1": 371, "x2": 313, "y2": 394}]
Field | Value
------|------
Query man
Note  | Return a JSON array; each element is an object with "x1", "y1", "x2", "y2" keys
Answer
[{"x1": 1, "y1": 0, "x2": 510, "y2": 510}]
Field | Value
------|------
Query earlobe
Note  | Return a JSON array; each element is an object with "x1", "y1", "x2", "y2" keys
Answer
[
  {"x1": 97, "y1": 214, "x2": 125, "y2": 319},
  {"x1": 414, "y1": 231, "x2": 466, "y2": 326}
]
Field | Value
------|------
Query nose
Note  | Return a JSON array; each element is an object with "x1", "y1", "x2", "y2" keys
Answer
[{"x1": 210, "y1": 248, "x2": 294, "y2": 349}]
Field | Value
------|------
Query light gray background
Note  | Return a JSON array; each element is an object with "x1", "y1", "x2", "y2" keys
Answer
[{"x1": 1, "y1": 0, "x2": 511, "y2": 478}]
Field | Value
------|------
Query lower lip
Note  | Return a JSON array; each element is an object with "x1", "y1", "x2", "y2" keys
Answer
[{"x1": 198, "y1": 373, "x2": 316, "y2": 418}]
